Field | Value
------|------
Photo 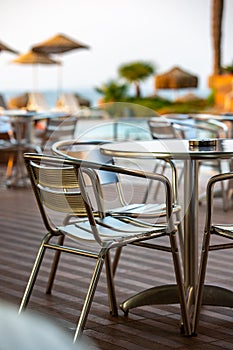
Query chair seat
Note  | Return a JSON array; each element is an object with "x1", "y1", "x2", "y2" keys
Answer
[
  {"x1": 212, "y1": 224, "x2": 233, "y2": 239},
  {"x1": 108, "y1": 203, "x2": 181, "y2": 218},
  {"x1": 59, "y1": 216, "x2": 168, "y2": 243}
]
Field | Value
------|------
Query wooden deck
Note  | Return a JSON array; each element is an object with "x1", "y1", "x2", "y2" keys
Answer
[{"x1": 0, "y1": 164, "x2": 233, "y2": 349}]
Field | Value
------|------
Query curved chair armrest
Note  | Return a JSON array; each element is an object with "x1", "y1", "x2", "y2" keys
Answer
[{"x1": 205, "y1": 172, "x2": 233, "y2": 229}]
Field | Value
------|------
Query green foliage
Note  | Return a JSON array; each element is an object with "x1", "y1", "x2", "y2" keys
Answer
[
  {"x1": 95, "y1": 80, "x2": 128, "y2": 102},
  {"x1": 125, "y1": 96, "x2": 172, "y2": 111},
  {"x1": 118, "y1": 61, "x2": 155, "y2": 98},
  {"x1": 122, "y1": 96, "x2": 212, "y2": 115},
  {"x1": 118, "y1": 61, "x2": 155, "y2": 82},
  {"x1": 222, "y1": 62, "x2": 233, "y2": 74},
  {"x1": 206, "y1": 88, "x2": 215, "y2": 106}
]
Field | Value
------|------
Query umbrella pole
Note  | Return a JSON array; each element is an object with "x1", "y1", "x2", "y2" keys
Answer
[
  {"x1": 32, "y1": 65, "x2": 38, "y2": 92},
  {"x1": 57, "y1": 61, "x2": 63, "y2": 99}
]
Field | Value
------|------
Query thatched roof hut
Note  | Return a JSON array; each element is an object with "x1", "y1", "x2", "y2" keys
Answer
[{"x1": 155, "y1": 66, "x2": 198, "y2": 89}]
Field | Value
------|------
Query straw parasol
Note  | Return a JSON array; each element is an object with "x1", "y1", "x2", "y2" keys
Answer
[
  {"x1": 155, "y1": 66, "x2": 198, "y2": 89},
  {"x1": 12, "y1": 50, "x2": 60, "y2": 65},
  {"x1": 12, "y1": 50, "x2": 60, "y2": 91},
  {"x1": 31, "y1": 33, "x2": 90, "y2": 94},
  {"x1": 0, "y1": 40, "x2": 19, "y2": 55},
  {"x1": 31, "y1": 33, "x2": 89, "y2": 54}
]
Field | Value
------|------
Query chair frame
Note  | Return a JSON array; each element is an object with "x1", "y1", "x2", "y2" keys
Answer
[
  {"x1": 181, "y1": 117, "x2": 230, "y2": 211},
  {"x1": 20, "y1": 153, "x2": 191, "y2": 341},
  {"x1": 37, "y1": 115, "x2": 77, "y2": 149},
  {"x1": 192, "y1": 171, "x2": 233, "y2": 334}
]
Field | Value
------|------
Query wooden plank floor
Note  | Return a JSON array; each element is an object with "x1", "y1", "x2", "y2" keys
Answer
[{"x1": 1, "y1": 164, "x2": 233, "y2": 349}]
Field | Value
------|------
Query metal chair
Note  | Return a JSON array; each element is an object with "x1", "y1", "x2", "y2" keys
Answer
[
  {"x1": 0, "y1": 117, "x2": 15, "y2": 181},
  {"x1": 21, "y1": 153, "x2": 191, "y2": 341},
  {"x1": 180, "y1": 116, "x2": 230, "y2": 211},
  {"x1": 192, "y1": 171, "x2": 233, "y2": 335},
  {"x1": 2, "y1": 116, "x2": 41, "y2": 187},
  {"x1": 0, "y1": 138, "x2": 17, "y2": 182},
  {"x1": 147, "y1": 118, "x2": 185, "y2": 194},
  {"x1": 147, "y1": 118, "x2": 185, "y2": 140},
  {"x1": 36, "y1": 115, "x2": 78, "y2": 149},
  {"x1": 153, "y1": 115, "x2": 230, "y2": 211}
]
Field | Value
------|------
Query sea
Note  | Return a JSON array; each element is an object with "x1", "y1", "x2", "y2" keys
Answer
[
  {"x1": 3, "y1": 86, "x2": 211, "y2": 109},
  {"x1": 3, "y1": 88, "x2": 101, "y2": 109}
]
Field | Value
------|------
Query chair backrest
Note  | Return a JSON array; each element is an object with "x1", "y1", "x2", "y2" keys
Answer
[
  {"x1": 23, "y1": 153, "x2": 105, "y2": 245},
  {"x1": 180, "y1": 117, "x2": 229, "y2": 139},
  {"x1": 0, "y1": 94, "x2": 7, "y2": 109},
  {"x1": 147, "y1": 119, "x2": 183, "y2": 139},
  {"x1": 52, "y1": 139, "x2": 119, "y2": 185},
  {"x1": 41, "y1": 116, "x2": 78, "y2": 148}
]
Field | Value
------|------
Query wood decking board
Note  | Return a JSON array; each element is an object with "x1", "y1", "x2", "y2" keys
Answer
[{"x1": 0, "y1": 169, "x2": 233, "y2": 349}]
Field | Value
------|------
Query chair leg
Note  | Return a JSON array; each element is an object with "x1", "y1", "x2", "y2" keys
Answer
[
  {"x1": 73, "y1": 250, "x2": 106, "y2": 342},
  {"x1": 152, "y1": 162, "x2": 167, "y2": 199},
  {"x1": 178, "y1": 167, "x2": 184, "y2": 186},
  {"x1": 112, "y1": 246, "x2": 123, "y2": 277},
  {"x1": 175, "y1": 211, "x2": 184, "y2": 263},
  {"x1": 169, "y1": 232, "x2": 191, "y2": 336},
  {"x1": 105, "y1": 251, "x2": 118, "y2": 316},
  {"x1": 19, "y1": 233, "x2": 52, "y2": 313},
  {"x1": 217, "y1": 160, "x2": 228, "y2": 211},
  {"x1": 199, "y1": 161, "x2": 228, "y2": 211},
  {"x1": 5, "y1": 153, "x2": 15, "y2": 179},
  {"x1": 46, "y1": 234, "x2": 65, "y2": 294},
  {"x1": 192, "y1": 231, "x2": 210, "y2": 335}
]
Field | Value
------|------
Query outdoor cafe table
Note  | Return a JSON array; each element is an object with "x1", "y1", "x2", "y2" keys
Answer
[
  {"x1": 100, "y1": 139, "x2": 233, "y2": 315},
  {"x1": 0, "y1": 109, "x2": 69, "y2": 187}
]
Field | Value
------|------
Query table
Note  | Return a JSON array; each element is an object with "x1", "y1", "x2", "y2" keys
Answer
[
  {"x1": 100, "y1": 139, "x2": 233, "y2": 316},
  {"x1": 0, "y1": 109, "x2": 69, "y2": 187}
]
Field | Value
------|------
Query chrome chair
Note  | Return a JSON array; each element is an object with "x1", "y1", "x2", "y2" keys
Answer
[
  {"x1": 147, "y1": 118, "x2": 185, "y2": 140},
  {"x1": 0, "y1": 117, "x2": 15, "y2": 181},
  {"x1": 0, "y1": 138, "x2": 17, "y2": 181},
  {"x1": 159, "y1": 115, "x2": 230, "y2": 211},
  {"x1": 37, "y1": 115, "x2": 78, "y2": 149},
  {"x1": 2, "y1": 116, "x2": 41, "y2": 187},
  {"x1": 192, "y1": 171, "x2": 233, "y2": 334},
  {"x1": 181, "y1": 116, "x2": 230, "y2": 211},
  {"x1": 147, "y1": 118, "x2": 185, "y2": 193},
  {"x1": 21, "y1": 153, "x2": 191, "y2": 341}
]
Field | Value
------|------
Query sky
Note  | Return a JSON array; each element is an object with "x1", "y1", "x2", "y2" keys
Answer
[{"x1": 1, "y1": 0, "x2": 233, "y2": 97}]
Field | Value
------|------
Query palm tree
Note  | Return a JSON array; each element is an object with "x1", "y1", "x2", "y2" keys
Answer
[
  {"x1": 211, "y1": 0, "x2": 224, "y2": 75},
  {"x1": 95, "y1": 80, "x2": 128, "y2": 102},
  {"x1": 118, "y1": 61, "x2": 155, "y2": 98}
]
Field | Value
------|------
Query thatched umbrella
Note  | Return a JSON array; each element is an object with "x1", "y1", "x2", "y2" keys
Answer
[
  {"x1": 155, "y1": 66, "x2": 198, "y2": 89},
  {"x1": 0, "y1": 40, "x2": 19, "y2": 55},
  {"x1": 31, "y1": 33, "x2": 89, "y2": 54},
  {"x1": 12, "y1": 50, "x2": 60, "y2": 65}
]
